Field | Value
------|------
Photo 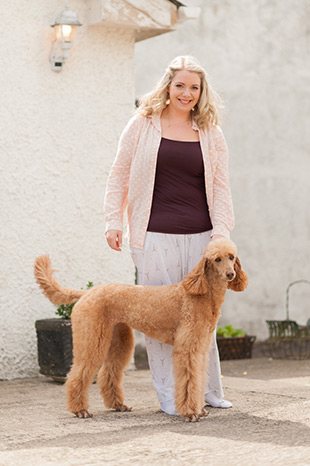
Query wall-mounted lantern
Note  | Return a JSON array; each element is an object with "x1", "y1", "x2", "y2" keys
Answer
[{"x1": 50, "y1": 1, "x2": 82, "y2": 72}]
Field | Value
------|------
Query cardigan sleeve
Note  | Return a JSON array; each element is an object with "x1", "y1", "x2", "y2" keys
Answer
[
  {"x1": 104, "y1": 114, "x2": 142, "y2": 233},
  {"x1": 211, "y1": 126, "x2": 235, "y2": 238}
]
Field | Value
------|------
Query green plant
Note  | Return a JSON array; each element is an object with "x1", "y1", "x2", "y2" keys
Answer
[
  {"x1": 216, "y1": 324, "x2": 246, "y2": 338},
  {"x1": 55, "y1": 281, "x2": 94, "y2": 320}
]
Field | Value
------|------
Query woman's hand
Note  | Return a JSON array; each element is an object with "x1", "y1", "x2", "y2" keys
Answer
[{"x1": 106, "y1": 230, "x2": 122, "y2": 251}]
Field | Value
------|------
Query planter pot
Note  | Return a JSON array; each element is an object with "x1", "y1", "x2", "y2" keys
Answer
[
  {"x1": 217, "y1": 335, "x2": 256, "y2": 360},
  {"x1": 134, "y1": 336, "x2": 257, "y2": 367},
  {"x1": 261, "y1": 337, "x2": 310, "y2": 360},
  {"x1": 35, "y1": 318, "x2": 72, "y2": 382}
]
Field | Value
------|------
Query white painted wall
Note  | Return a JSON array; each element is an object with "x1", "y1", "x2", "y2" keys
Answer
[
  {"x1": 135, "y1": 0, "x2": 310, "y2": 339},
  {"x1": 0, "y1": 0, "x2": 136, "y2": 379},
  {"x1": 1, "y1": 0, "x2": 308, "y2": 379}
]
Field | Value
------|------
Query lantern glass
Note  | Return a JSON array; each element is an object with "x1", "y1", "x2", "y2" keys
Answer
[{"x1": 54, "y1": 24, "x2": 78, "y2": 48}]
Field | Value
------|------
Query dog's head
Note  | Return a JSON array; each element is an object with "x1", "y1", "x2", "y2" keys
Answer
[{"x1": 182, "y1": 238, "x2": 248, "y2": 295}]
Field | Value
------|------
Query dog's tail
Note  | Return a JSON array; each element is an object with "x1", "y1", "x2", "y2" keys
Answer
[{"x1": 34, "y1": 255, "x2": 87, "y2": 306}]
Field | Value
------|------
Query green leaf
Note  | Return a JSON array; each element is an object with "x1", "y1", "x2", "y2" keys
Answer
[
  {"x1": 55, "y1": 281, "x2": 94, "y2": 319},
  {"x1": 216, "y1": 324, "x2": 246, "y2": 338}
]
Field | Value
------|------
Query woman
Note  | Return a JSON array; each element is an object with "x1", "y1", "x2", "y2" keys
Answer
[{"x1": 104, "y1": 56, "x2": 234, "y2": 415}]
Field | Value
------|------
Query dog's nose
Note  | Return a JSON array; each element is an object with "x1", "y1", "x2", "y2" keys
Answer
[{"x1": 226, "y1": 272, "x2": 234, "y2": 281}]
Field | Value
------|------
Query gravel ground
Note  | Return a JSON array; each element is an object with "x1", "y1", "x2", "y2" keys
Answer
[{"x1": 0, "y1": 358, "x2": 309, "y2": 466}]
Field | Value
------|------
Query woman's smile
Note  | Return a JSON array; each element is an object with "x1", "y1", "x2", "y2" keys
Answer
[
  {"x1": 178, "y1": 98, "x2": 192, "y2": 105},
  {"x1": 168, "y1": 69, "x2": 201, "y2": 113}
]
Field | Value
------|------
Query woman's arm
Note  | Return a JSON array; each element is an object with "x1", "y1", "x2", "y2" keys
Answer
[
  {"x1": 104, "y1": 115, "x2": 142, "y2": 248},
  {"x1": 211, "y1": 126, "x2": 235, "y2": 238}
]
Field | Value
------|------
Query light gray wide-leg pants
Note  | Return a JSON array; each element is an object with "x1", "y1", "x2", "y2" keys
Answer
[{"x1": 131, "y1": 231, "x2": 224, "y2": 415}]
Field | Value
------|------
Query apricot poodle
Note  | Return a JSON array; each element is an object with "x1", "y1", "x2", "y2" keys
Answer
[{"x1": 34, "y1": 238, "x2": 247, "y2": 422}]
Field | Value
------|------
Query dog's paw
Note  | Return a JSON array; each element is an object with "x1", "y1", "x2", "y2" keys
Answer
[
  {"x1": 184, "y1": 414, "x2": 200, "y2": 422},
  {"x1": 115, "y1": 404, "x2": 132, "y2": 412},
  {"x1": 183, "y1": 408, "x2": 209, "y2": 422},
  {"x1": 74, "y1": 410, "x2": 93, "y2": 419}
]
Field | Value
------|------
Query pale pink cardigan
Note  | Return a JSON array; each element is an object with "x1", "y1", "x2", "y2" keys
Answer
[{"x1": 104, "y1": 113, "x2": 235, "y2": 250}]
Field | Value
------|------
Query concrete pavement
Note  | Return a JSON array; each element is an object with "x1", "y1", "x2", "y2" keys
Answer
[{"x1": 0, "y1": 357, "x2": 309, "y2": 465}]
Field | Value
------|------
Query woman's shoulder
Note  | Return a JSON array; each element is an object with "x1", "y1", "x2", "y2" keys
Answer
[
  {"x1": 202, "y1": 124, "x2": 226, "y2": 143},
  {"x1": 123, "y1": 112, "x2": 149, "y2": 132},
  {"x1": 202, "y1": 123, "x2": 223, "y2": 135},
  {"x1": 126, "y1": 112, "x2": 145, "y2": 126},
  {"x1": 120, "y1": 113, "x2": 148, "y2": 139}
]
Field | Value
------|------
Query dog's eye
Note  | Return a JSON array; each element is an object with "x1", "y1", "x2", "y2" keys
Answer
[
  {"x1": 215, "y1": 258, "x2": 221, "y2": 262},
  {"x1": 229, "y1": 255, "x2": 234, "y2": 260}
]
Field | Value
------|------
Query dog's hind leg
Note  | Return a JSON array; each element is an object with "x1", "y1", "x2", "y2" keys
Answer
[
  {"x1": 97, "y1": 323, "x2": 135, "y2": 412},
  {"x1": 66, "y1": 319, "x2": 114, "y2": 418}
]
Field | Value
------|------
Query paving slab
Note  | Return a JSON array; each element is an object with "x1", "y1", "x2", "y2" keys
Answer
[{"x1": 0, "y1": 358, "x2": 309, "y2": 465}]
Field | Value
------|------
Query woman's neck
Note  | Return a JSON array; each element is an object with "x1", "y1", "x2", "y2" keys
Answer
[{"x1": 162, "y1": 106, "x2": 191, "y2": 126}]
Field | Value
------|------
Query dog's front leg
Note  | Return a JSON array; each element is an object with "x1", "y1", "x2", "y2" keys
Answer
[{"x1": 173, "y1": 329, "x2": 209, "y2": 422}]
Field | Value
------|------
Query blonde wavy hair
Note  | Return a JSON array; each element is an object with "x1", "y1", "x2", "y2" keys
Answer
[{"x1": 136, "y1": 56, "x2": 223, "y2": 128}]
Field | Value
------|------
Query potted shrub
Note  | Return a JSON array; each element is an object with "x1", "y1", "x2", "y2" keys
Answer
[
  {"x1": 216, "y1": 324, "x2": 256, "y2": 360},
  {"x1": 35, "y1": 282, "x2": 93, "y2": 382}
]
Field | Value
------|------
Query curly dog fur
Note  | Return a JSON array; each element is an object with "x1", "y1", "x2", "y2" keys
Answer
[{"x1": 34, "y1": 238, "x2": 247, "y2": 422}]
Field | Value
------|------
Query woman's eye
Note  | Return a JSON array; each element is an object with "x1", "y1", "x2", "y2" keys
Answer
[
  {"x1": 176, "y1": 84, "x2": 183, "y2": 88},
  {"x1": 192, "y1": 86, "x2": 199, "y2": 90},
  {"x1": 215, "y1": 258, "x2": 221, "y2": 262}
]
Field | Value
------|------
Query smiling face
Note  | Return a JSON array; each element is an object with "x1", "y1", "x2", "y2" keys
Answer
[{"x1": 168, "y1": 69, "x2": 201, "y2": 114}]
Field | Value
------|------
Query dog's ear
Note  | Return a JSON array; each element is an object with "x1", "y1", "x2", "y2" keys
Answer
[
  {"x1": 182, "y1": 258, "x2": 208, "y2": 295},
  {"x1": 227, "y1": 257, "x2": 248, "y2": 292}
]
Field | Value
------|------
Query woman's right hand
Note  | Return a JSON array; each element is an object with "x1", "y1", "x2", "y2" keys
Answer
[{"x1": 105, "y1": 230, "x2": 123, "y2": 251}]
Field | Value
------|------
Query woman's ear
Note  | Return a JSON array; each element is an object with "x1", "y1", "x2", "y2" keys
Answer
[
  {"x1": 182, "y1": 258, "x2": 208, "y2": 295},
  {"x1": 227, "y1": 257, "x2": 248, "y2": 292}
]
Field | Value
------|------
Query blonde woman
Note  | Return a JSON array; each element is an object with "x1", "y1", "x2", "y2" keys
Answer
[{"x1": 104, "y1": 56, "x2": 234, "y2": 415}]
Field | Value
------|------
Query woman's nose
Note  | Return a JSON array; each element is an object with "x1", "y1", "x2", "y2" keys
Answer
[{"x1": 182, "y1": 87, "x2": 191, "y2": 96}]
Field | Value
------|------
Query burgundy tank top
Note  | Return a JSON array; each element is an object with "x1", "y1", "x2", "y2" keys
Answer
[{"x1": 147, "y1": 137, "x2": 213, "y2": 234}]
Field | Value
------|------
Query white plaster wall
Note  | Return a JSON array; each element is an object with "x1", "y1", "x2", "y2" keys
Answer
[
  {"x1": 0, "y1": 0, "x2": 136, "y2": 379},
  {"x1": 135, "y1": 0, "x2": 310, "y2": 339}
]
